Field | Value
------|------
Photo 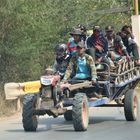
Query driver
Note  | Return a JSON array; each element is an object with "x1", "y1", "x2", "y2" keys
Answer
[
  {"x1": 62, "y1": 41, "x2": 97, "y2": 84},
  {"x1": 53, "y1": 43, "x2": 70, "y2": 79}
]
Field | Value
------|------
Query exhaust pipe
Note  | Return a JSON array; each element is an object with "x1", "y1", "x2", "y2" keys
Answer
[{"x1": 4, "y1": 81, "x2": 41, "y2": 100}]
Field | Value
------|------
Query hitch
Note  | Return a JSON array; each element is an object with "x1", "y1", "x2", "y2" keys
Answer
[{"x1": 33, "y1": 108, "x2": 67, "y2": 118}]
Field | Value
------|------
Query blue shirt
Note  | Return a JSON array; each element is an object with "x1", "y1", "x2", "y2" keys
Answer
[{"x1": 75, "y1": 56, "x2": 90, "y2": 79}]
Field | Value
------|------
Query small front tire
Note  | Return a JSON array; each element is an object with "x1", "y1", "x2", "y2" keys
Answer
[
  {"x1": 72, "y1": 93, "x2": 89, "y2": 131},
  {"x1": 22, "y1": 94, "x2": 38, "y2": 131}
]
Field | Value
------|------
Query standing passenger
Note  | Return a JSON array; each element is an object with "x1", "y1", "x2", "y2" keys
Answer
[{"x1": 63, "y1": 41, "x2": 97, "y2": 84}]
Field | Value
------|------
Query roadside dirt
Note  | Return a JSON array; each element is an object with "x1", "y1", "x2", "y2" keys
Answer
[{"x1": 0, "y1": 111, "x2": 21, "y2": 121}]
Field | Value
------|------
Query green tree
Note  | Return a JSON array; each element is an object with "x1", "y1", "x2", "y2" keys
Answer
[
  {"x1": 0, "y1": 0, "x2": 132, "y2": 115},
  {"x1": 0, "y1": 0, "x2": 131, "y2": 82}
]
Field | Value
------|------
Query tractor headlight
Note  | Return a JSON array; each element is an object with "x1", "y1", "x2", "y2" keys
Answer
[{"x1": 40, "y1": 77, "x2": 52, "y2": 86}]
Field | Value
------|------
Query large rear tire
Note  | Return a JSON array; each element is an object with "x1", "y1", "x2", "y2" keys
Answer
[
  {"x1": 72, "y1": 93, "x2": 89, "y2": 131},
  {"x1": 124, "y1": 89, "x2": 139, "y2": 121},
  {"x1": 22, "y1": 94, "x2": 38, "y2": 131}
]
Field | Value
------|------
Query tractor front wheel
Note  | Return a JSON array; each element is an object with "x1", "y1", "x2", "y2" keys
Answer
[
  {"x1": 22, "y1": 94, "x2": 38, "y2": 131},
  {"x1": 72, "y1": 93, "x2": 89, "y2": 131}
]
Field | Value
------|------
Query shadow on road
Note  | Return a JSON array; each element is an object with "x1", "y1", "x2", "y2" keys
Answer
[
  {"x1": 6, "y1": 114, "x2": 127, "y2": 133},
  {"x1": 89, "y1": 116, "x2": 124, "y2": 124},
  {"x1": 6, "y1": 99, "x2": 140, "y2": 133}
]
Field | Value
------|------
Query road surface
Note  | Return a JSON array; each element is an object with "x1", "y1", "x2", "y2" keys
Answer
[{"x1": 0, "y1": 105, "x2": 140, "y2": 140}]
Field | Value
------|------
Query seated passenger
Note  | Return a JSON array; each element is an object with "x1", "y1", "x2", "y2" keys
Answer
[
  {"x1": 53, "y1": 44, "x2": 70, "y2": 79},
  {"x1": 105, "y1": 25, "x2": 130, "y2": 62},
  {"x1": 86, "y1": 26, "x2": 110, "y2": 66},
  {"x1": 67, "y1": 28, "x2": 83, "y2": 57},
  {"x1": 118, "y1": 25, "x2": 140, "y2": 66},
  {"x1": 62, "y1": 41, "x2": 97, "y2": 85}
]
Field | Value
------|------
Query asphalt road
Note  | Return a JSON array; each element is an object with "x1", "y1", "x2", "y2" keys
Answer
[{"x1": 0, "y1": 104, "x2": 140, "y2": 140}]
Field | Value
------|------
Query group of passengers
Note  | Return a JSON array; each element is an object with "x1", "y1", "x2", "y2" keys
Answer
[{"x1": 52, "y1": 24, "x2": 140, "y2": 85}]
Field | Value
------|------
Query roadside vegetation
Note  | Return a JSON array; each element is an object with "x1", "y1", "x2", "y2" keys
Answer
[{"x1": 0, "y1": 0, "x2": 132, "y2": 116}]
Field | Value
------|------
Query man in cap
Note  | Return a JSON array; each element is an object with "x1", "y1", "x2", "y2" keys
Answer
[
  {"x1": 105, "y1": 25, "x2": 130, "y2": 62},
  {"x1": 77, "y1": 23, "x2": 87, "y2": 41},
  {"x1": 67, "y1": 28, "x2": 83, "y2": 57},
  {"x1": 63, "y1": 41, "x2": 97, "y2": 85}
]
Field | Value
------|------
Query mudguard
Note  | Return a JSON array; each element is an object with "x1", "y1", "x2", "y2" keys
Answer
[{"x1": 4, "y1": 81, "x2": 41, "y2": 100}]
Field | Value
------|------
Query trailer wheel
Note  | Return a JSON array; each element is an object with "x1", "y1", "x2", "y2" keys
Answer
[
  {"x1": 22, "y1": 94, "x2": 38, "y2": 131},
  {"x1": 124, "y1": 90, "x2": 139, "y2": 121},
  {"x1": 72, "y1": 93, "x2": 89, "y2": 131}
]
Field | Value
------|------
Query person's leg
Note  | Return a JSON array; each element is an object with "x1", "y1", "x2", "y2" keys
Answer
[
  {"x1": 108, "y1": 57, "x2": 115, "y2": 66},
  {"x1": 68, "y1": 77, "x2": 79, "y2": 84},
  {"x1": 102, "y1": 57, "x2": 110, "y2": 66},
  {"x1": 110, "y1": 51, "x2": 122, "y2": 61},
  {"x1": 131, "y1": 44, "x2": 139, "y2": 60},
  {"x1": 86, "y1": 48, "x2": 96, "y2": 61},
  {"x1": 130, "y1": 44, "x2": 140, "y2": 66}
]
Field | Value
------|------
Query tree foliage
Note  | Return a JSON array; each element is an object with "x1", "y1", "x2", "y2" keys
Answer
[{"x1": 0, "y1": 0, "x2": 131, "y2": 83}]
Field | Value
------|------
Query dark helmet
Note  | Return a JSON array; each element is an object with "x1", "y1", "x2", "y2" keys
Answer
[{"x1": 55, "y1": 44, "x2": 68, "y2": 63}]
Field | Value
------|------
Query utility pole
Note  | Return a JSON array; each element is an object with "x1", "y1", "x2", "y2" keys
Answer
[
  {"x1": 133, "y1": 0, "x2": 139, "y2": 15},
  {"x1": 139, "y1": 0, "x2": 140, "y2": 14}
]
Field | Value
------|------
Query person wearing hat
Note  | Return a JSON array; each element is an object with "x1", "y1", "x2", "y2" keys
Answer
[
  {"x1": 105, "y1": 25, "x2": 130, "y2": 62},
  {"x1": 86, "y1": 26, "x2": 109, "y2": 65},
  {"x1": 67, "y1": 28, "x2": 83, "y2": 57},
  {"x1": 77, "y1": 23, "x2": 87, "y2": 41},
  {"x1": 62, "y1": 41, "x2": 97, "y2": 85}
]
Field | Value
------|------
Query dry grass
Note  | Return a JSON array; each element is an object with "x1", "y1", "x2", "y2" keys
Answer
[{"x1": 0, "y1": 91, "x2": 18, "y2": 117}]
